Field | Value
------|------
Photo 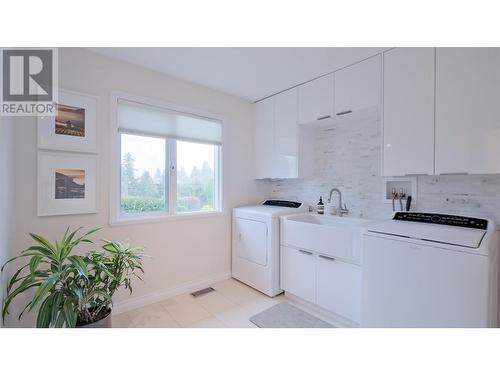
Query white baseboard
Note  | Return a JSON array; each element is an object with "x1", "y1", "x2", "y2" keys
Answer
[
  {"x1": 284, "y1": 292, "x2": 359, "y2": 328},
  {"x1": 112, "y1": 270, "x2": 232, "y2": 315}
]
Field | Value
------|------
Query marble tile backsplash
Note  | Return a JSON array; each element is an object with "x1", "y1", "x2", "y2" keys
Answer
[{"x1": 269, "y1": 117, "x2": 500, "y2": 225}]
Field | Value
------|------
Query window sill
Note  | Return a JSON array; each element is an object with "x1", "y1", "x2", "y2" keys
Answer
[{"x1": 109, "y1": 211, "x2": 226, "y2": 227}]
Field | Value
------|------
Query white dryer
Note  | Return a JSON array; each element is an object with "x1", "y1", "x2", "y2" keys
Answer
[
  {"x1": 232, "y1": 200, "x2": 306, "y2": 296},
  {"x1": 362, "y1": 212, "x2": 499, "y2": 327}
]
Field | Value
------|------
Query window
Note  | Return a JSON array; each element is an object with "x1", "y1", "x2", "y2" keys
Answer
[
  {"x1": 114, "y1": 97, "x2": 222, "y2": 222},
  {"x1": 120, "y1": 133, "x2": 167, "y2": 214},
  {"x1": 176, "y1": 140, "x2": 219, "y2": 213}
]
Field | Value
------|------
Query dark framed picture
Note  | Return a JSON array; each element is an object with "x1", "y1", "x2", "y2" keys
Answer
[
  {"x1": 55, "y1": 104, "x2": 86, "y2": 137},
  {"x1": 55, "y1": 168, "x2": 85, "y2": 199},
  {"x1": 38, "y1": 89, "x2": 97, "y2": 153},
  {"x1": 38, "y1": 151, "x2": 97, "y2": 216}
]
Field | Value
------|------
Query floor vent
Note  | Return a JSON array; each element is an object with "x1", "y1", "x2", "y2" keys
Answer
[{"x1": 191, "y1": 287, "x2": 215, "y2": 297}]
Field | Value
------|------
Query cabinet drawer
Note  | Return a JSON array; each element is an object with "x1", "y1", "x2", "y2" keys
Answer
[
  {"x1": 280, "y1": 246, "x2": 315, "y2": 303},
  {"x1": 316, "y1": 255, "x2": 361, "y2": 323}
]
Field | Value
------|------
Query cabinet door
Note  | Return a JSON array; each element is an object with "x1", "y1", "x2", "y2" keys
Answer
[
  {"x1": 383, "y1": 48, "x2": 435, "y2": 176},
  {"x1": 435, "y1": 48, "x2": 500, "y2": 174},
  {"x1": 334, "y1": 55, "x2": 381, "y2": 117},
  {"x1": 274, "y1": 88, "x2": 298, "y2": 178},
  {"x1": 316, "y1": 255, "x2": 361, "y2": 323},
  {"x1": 280, "y1": 246, "x2": 315, "y2": 303},
  {"x1": 254, "y1": 97, "x2": 275, "y2": 179},
  {"x1": 298, "y1": 73, "x2": 334, "y2": 125}
]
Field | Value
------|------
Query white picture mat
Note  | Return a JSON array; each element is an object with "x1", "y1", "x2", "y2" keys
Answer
[
  {"x1": 37, "y1": 89, "x2": 97, "y2": 153},
  {"x1": 37, "y1": 151, "x2": 98, "y2": 216}
]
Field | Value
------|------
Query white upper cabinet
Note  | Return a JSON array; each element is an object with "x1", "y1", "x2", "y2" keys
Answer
[
  {"x1": 298, "y1": 73, "x2": 334, "y2": 125},
  {"x1": 274, "y1": 88, "x2": 299, "y2": 178},
  {"x1": 258, "y1": 48, "x2": 500, "y2": 179},
  {"x1": 255, "y1": 88, "x2": 312, "y2": 179},
  {"x1": 254, "y1": 97, "x2": 275, "y2": 179},
  {"x1": 383, "y1": 48, "x2": 435, "y2": 176},
  {"x1": 334, "y1": 55, "x2": 381, "y2": 118},
  {"x1": 435, "y1": 48, "x2": 500, "y2": 175}
]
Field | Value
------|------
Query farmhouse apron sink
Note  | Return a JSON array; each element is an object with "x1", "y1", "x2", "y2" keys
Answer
[{"x1": 280, "y1": 213, "x2": 370, "y2": 262}]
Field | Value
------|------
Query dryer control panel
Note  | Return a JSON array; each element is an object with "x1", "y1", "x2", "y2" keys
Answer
[{"x1": 263, "y1": 200, "x2": 302, "y2": 208}]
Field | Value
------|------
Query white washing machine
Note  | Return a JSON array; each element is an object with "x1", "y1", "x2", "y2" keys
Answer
[
  {"x1": 362, "y1": 212, "x2": 499, "y2": 327},
  {"x1": 232, "y1": 200, "x2": 306, "y2": 296}
]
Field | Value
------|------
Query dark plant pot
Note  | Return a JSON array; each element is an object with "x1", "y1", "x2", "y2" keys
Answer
[{"x1": 76, "y1": 308, "x2": 112, "y2": 328}]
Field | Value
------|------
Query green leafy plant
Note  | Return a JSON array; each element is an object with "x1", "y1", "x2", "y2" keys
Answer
[{"x1": 1, "y1": 228, "x2": 145, "y2": 327}]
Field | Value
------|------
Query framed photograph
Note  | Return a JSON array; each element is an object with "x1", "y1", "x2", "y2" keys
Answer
[
  {"x1": 38, "y1": 151, "x2": 98, "y2": 216},
  {"x1": 37, "y1": 89, "x2": 97, "y2": 153}
]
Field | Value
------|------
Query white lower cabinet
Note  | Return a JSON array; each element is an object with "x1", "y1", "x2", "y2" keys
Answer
[
  {"x1": 316, "y1": 255, "x2": 361, "y2": 323},
  {"x1": 280, "y1": 246, "x2": 315, "y2": 303},
  {"x1": 280, "y1": 245, "x2": 361, "y2": 324}
]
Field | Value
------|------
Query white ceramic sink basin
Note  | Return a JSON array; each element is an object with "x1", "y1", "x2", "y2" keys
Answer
[
  {"x1": 286, "y1": 214, "x2": 370, "y2": 227},
  {"x1": 280, "y1": 214, "x2": 371, "y2": 262}
]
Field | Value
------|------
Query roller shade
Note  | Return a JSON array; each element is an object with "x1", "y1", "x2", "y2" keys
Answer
[{"x1": 117, "y1": 99, "x2": 222, "y2": 145}]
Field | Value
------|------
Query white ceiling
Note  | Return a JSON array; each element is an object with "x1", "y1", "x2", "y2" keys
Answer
[{"x1": 90, "y1": 47, "x2": 389, "y2": 102}]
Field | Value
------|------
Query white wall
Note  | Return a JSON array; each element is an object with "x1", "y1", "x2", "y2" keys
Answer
[
  {"x1": 271, "y1": 116, "x2": 500, "y2": 224},
  {"x1": 0, "y1": 116, "x2": 14, "y2": 328},
  {"x1": 4, "y1": 48, "x2": 267, "y2": 327}
]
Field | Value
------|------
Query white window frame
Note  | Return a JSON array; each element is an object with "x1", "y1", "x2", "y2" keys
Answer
[{"x1": 110, "y1": 92, "x2": 225, "y2": 225}]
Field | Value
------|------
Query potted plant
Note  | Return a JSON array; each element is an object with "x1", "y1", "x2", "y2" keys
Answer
[{"x1": 1, "y1": 227, "x2": 145, "y2": 328}]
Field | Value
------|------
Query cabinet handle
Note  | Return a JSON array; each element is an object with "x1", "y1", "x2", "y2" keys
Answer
[
  {"x1": 439, "y1": 172, "x2": 469, "y2": 176},
  {"x1": 299, "y1": 249, "x2": 313, "y2": 256},
  {"x1": 404, "y1": 173, "x2": 428, "y2": 176},
  {"x1": 319, "y1": 254, "x2": 336, "y2": 261},
  {"x1": 316, "y1": 115, "x2": 331, "y2": 121},
  {"x1": 336, "y1": 110, "x2": 353, "y2": 116}
]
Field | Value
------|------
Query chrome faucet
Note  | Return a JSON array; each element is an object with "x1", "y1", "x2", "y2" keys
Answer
[{"x1": 328, "y1": 188, "x2": 349, "y2": 216}]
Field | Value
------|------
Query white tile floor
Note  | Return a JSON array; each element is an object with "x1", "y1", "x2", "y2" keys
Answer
[{"x1": 112, "y1": 278, "x2": 291, "y2": 328}]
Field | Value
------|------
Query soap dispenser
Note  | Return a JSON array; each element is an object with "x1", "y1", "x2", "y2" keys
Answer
[{"x1": 317, "y1": 196, "x2": 325, "y2": 215}]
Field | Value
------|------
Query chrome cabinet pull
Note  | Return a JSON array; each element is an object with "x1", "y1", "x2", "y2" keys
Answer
[
  {"x1": 299, "y1": 249, "x2": 313, "y2": 255},
  {"x1": 316, "y1": 115, "x2": 331, "y2": 121},
  {"x1": 319, "y1": 254, "x2": 336, "y2": 261},
  {"x1": 336, "y1": 110, "x2": 353, "y2": 116}
]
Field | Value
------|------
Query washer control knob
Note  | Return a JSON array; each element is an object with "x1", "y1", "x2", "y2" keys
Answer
[{"x1": 431, "y1": 215, "x2": 441, "y2": 223}]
